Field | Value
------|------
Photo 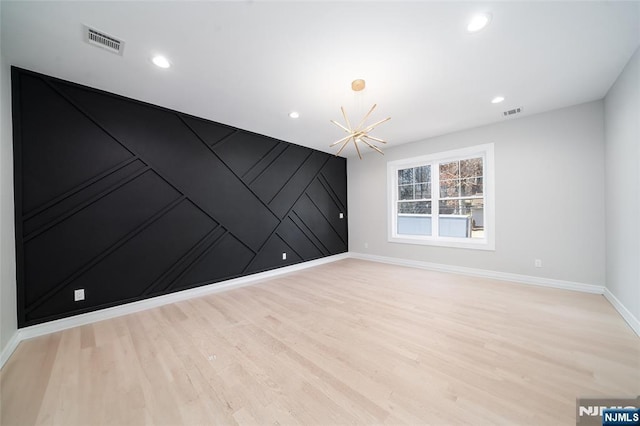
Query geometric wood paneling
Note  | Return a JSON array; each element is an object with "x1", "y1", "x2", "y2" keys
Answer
[{"x1": 11, "y1": 67, "x2": 348, "y2": 327}]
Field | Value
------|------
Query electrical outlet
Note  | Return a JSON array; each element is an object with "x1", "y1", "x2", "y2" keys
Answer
[
  {"x1": 74, "y1": 289, "x2": 85, "y2": 301},
  {"x1": 282, "y1": 252, "x2": 287, "y2": 260},
  {"x1": 339, "y1": 212, "x2": 344, "y2": 219},
  {"x1": 364, "y1": 242, "x2": 369, "y2": 249},
  {"x1": 534, "y1": 259, "x2": 542, "y2": 268}
]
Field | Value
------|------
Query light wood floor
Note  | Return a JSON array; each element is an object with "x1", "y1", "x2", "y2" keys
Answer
[{"x1": 1, "y1": 259, "x2": 638, "y2": 425}]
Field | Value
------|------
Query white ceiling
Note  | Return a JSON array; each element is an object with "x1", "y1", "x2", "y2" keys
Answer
[{"x1": 1, "y1": 1, "x2": 639, "y2": 157}]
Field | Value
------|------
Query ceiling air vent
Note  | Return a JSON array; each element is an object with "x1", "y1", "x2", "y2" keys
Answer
[
  {"x1": 83, "y1": 25, "x2": 124, "y2": 55},
  {"x1": 503, "y1": 107, "x2": 523, "y2": 118}
]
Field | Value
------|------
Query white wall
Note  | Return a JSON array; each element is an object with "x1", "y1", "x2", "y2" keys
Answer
[
  {"x1": 604, "y1": 47, "x2": 640, "y2": 322},
  {"x1": 0, "y1": 51, "x2": 17, "y2": 356},
  {"x1": 349, "y1": 101, "x2": 606, "y2": 286}
]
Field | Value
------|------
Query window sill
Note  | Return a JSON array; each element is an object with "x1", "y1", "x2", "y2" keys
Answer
[{"x1": 388, "y1": 235, "x2": 495, "y2": 251}]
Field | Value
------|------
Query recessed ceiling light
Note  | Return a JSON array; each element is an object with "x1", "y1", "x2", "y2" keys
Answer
[
  {"x1": 467, "y1": 13, "x2": 491, "y2": 33},
  {"x1": 288, "y1": 111, "x2": 300, "y2": 119},
  {"x1": 491, "y1": 96, "x2": 505, "y2": 104},
  {"x1": 152, "y1": 55, "x2": 171, "y2": 69}
]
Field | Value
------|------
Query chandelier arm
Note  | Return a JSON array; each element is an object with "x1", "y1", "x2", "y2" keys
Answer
[
  {"x1": 361, "y1": 139, "x2": 385, "y2": 155},
  {"x1": 363, "y1": 134, "x2": 387, "y2": 144},
  {"x1": 354, "y1": 104, "x2": 377, "y2": 131},
  {"x1": 353, "y1": 138, "x2": 363, "y2": 160},
  {"x1": 330, "y1": 134, "x2": 354, "y2": 147},
  {"x1": 335, "y1": 137, "x2": 352, "y2": 157},
  {"x1": 341, "y1": 107, "x2": 353, "y2": 132},
  {"x1": 362, "y1": 116, "x2": 391, "y2": 133},
  {"x1": 330, "y1": 120, "x2": 351, "y2": 133}
]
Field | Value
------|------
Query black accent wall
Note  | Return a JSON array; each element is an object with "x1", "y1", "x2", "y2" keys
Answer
[{"x1": 11, "y1": 67, "x2": 347, "y2": 327}]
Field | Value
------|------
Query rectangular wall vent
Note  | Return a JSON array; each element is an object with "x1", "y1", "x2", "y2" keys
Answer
[
  {"x1": 83, "y1": 25, "x2": 124, "y2": 55},
  {"x1": 503, "y1": 107, "x2": 523, "y2": 117}
]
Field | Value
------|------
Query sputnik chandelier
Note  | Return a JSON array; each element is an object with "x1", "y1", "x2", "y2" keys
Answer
[{"x1": 330, "y1": 79, "x2": 391, "y2": 159}]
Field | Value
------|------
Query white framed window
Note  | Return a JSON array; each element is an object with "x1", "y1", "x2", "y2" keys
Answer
[{"x1": 388, "y1": 143, "x2": 495, "y2": 250}]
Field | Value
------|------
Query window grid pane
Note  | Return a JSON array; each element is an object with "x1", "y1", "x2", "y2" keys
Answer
[
  {"x1": 440, "y1": 157, "x2": 483, "y2": 200},
  {"x1": 460, "y1": 158, "x2": 483, "y2": 178},
  {"x1": 398, "y1": 201, "x2": 432, "y2": 214},
  {"x1": 397, "y1": 165, "x2": 432, "y2": 202},
  {"x1": 438, "y1": 199, "x2": 484, "y2": 239}
]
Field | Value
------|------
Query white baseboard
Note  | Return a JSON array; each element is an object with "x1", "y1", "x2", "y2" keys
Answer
[
  {"x1": 0, "y1": 331, "x2": 20, "y2": 369},
  {"x1": 0, "y1": 253, "x2": 349, "y2": 369},
  {"x1": 350, "y1": 252, "x2": 605, "y2": 294},
  {"x1": 604, "y1": 288, "x2": 640, "y2": 337}
]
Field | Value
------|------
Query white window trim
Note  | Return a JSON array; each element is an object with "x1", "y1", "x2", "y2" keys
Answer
[{"x1": 387, "y1": 143, "x2": 495, "y2": 251}]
